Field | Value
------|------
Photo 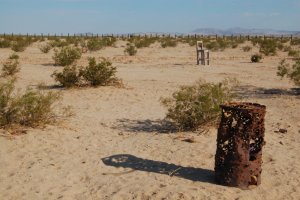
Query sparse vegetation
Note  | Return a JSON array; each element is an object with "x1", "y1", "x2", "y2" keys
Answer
[
  {"x1": 277, "y1": 59, "x2": 300, "y2": 86},
  {"x1": 161, "y1": 79, "x2": 235, "y2": 131},
  {"x1": 288, "y1": 50, "x2": 300, "y2": 58},
  {"x1": 251, "y1": 54, "x2": 262, "y2": 63},
  {"x1": 124, "y1": 43, "x2": 137, "y2": 56},
  {"x1": 53, "y1": 46, "x2": 81, "y2": 66}
]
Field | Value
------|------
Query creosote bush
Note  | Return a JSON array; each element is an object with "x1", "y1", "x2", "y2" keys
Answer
[
  {"x1": 53, "y1": 46, "x2": 81, "y2": 66},
  {"x1": 277, "y1": 59, "x2": 300, "y2": 86},
  {"x1": 39, "y1": 43, "x2": 52, "y2": 53},
  {"x1": 124, "y1": 43, "x2": 137, "y2": 56},
  {"x1": 1, "y1": 54, "x2": 20, "y2": 77},
  {"x1": 251, "y1": 54, "x2": 262, "y2": 63},
  {"x1": 52, "y1": 65, "x2": 81, "y2": 88},
  {"x1": 161, "y1": 79, "x2": 235, "y2": 131},
  {"x1": 259, "y1": 39, "x2": 277, "y2": 56},
  {"x1": 0, "y1": 79, "x2": 61, "y2": 128},
  {"x1": 52, "y1": 57, "x2": 119, "y2": 87},
  {"x1": 80, "y1": 57, "x2": 117, "y2": 86}
]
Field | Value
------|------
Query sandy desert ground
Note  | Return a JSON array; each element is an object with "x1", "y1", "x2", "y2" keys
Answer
[{"x1": 0, "y1": 40, "x2": 299, "y2": 200}]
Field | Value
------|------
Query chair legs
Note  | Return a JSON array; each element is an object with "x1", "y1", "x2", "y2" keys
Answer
[{"x1": 197, "y1": 50, "x2": 210, "y2": 65}]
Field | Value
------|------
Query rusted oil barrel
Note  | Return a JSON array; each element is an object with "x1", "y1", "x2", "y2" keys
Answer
[{"x1": 215, "y1": 102, "x2": 266, "y2": 189}]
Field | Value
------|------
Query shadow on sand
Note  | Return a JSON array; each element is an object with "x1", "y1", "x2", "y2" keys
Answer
[
  {"x1": 235, "y1": 85, "x2": 300, "y2": 99},
  {"x1": 101, "y1": 154, "x2": 215, "y2": 184},
  {"x1": 114, "y1": 119, "x2": 177, "y2": 134}
]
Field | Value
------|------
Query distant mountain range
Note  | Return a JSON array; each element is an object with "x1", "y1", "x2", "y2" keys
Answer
[{"x1": 192, "y1": 27, "x2": 300, "y2": 36}]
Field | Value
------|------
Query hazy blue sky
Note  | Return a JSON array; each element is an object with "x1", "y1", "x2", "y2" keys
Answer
[{"x1": 0, "y1": 0, "x2": 299, "y2": 34}]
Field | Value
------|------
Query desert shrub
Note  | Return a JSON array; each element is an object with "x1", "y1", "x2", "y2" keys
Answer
[
  {"x1": 39, "y1": 43, "x2": 52, "y2": 53},
  {"x1": 0, "y1": 79, "x2": 61, "y2": 128},
  {"x1": 16, "y1": 89, "x2": 61, "y2": 127},
  {"x1": 160, "y1": 38, "x2": 177, "y2": 48},
  {"x1": 80, "y1": 57, "x2": 117, "y2": 86},
  {"x1": 259, "y1": 39, "x2": 277, "y2": 56},
  {"x1": 52, "y1": 65, "x2": 81, "y2": 87},
  {"x1": 129, "y1": 37, "x2": 157, "y2": 48},
  {"x1": 11, "y1": 40, "x2": 28, "y2": 52},
  {"x1": 277, "y1": 43, "x2": 284, "y2": 51},
  {"x1": 283, "y1": 45, "x2": 292, "y2": 52},
  {"x1": 291, "y1": 38, "x2": 300, "y2": 46},
  {"x1": 49, "y1": 38, "x2": 68, "y2": 47},
  {"x1": 251, "y1": 54, "x2": 262, "y2": 63},
  {"x1": 242, "y1": 46, "x2": 252, "y2": 52},
  {"x1": 124, "y1": 43, "x2": 137, "y2": 56},
  {"x1": 9, "y1": 53, "x2": 19, "y2": 59},
  {"x1": 87, "y1": 37, "x2": 116, "y2": 51},
  {"x1": 53, "y1": 46, "x2": 81, "y2": 66},
  {"x1": 277, "y1": 59, "x2": 300, "y2": 86},
  {"x1": 288, "y1": 50, "x2": 300, "y2": 58},
  {"x1": 0, "y1": 39, "x2": 11, "y2": 48},
  {"x1": 87, "y1": 38, "x2": 104, "y2": 51},
  {"x1": 1, "y1": 55, "x2": 20, "y2": 77},
  {"x1": 231, "y1": 43, "x2": 238, "y2": 48},
  {"x1": 161, "y1": 79, "x2": 235, "y2": 131}
]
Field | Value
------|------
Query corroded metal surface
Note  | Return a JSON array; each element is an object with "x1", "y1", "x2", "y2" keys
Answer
[{"x1": 215, "y1": 102, "x2": 266, "y2": 189}]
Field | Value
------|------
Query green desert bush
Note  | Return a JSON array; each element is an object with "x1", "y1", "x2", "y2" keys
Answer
[
  {"x1": 80, "y1": 57, "x2": 117, "y2": 86},
  {"x1": 251, "y1": 54, "x2": 262, "y2": 63},
  {"x1": 161, "y1": 79, "x2": 235, "y2": 131},
  {"x1": 242, "y1": 46, "x2": 252, "y2": 52},
  {"x1": 0, "y1": 79, "x2": 61, "y2": 128},
  {"x1": 52, "y1": 65, "x2": 81, "y2": 87},
  {"x1": 259, "y1": 39, "x2": 277, "y2": 56},
  {"x1": 277, "y1": 59, "x2": 300, "y2": 86},
  {"x1": 1, "y1": 55, "x2": 20, "y2": 77},
  {"x1": 53, "y1": 46, "x2": 81, "y2": 66},
  {"x1": 124, "y1": 43, "x2": 137, "y2": 56},
  {"x1": 39, "y1": 43, "x2": 52, "y2": 53}
]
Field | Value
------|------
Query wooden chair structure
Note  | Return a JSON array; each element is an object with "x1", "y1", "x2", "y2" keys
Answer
[{"x1": 196, "y1": 41, "x2": 210, "y2": 65}]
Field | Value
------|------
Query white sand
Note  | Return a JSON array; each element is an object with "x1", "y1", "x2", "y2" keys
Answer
[{"x1": 0, "y1": 41, "x2": 299, "y2": 200}]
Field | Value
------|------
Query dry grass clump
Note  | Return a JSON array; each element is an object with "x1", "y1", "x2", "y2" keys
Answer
[
  {"x1": 1, "y1": 54, "x2": 20, "y2": 77},
  {"x1": 161, "y1": 79, "x2": 236, "y2": 131},
  {"x1": 53, "y1": 46, "x2": 82, "y2": 66},
  {"x1": 0, "y1": 79, "x2": 62, "y2": 128}
]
